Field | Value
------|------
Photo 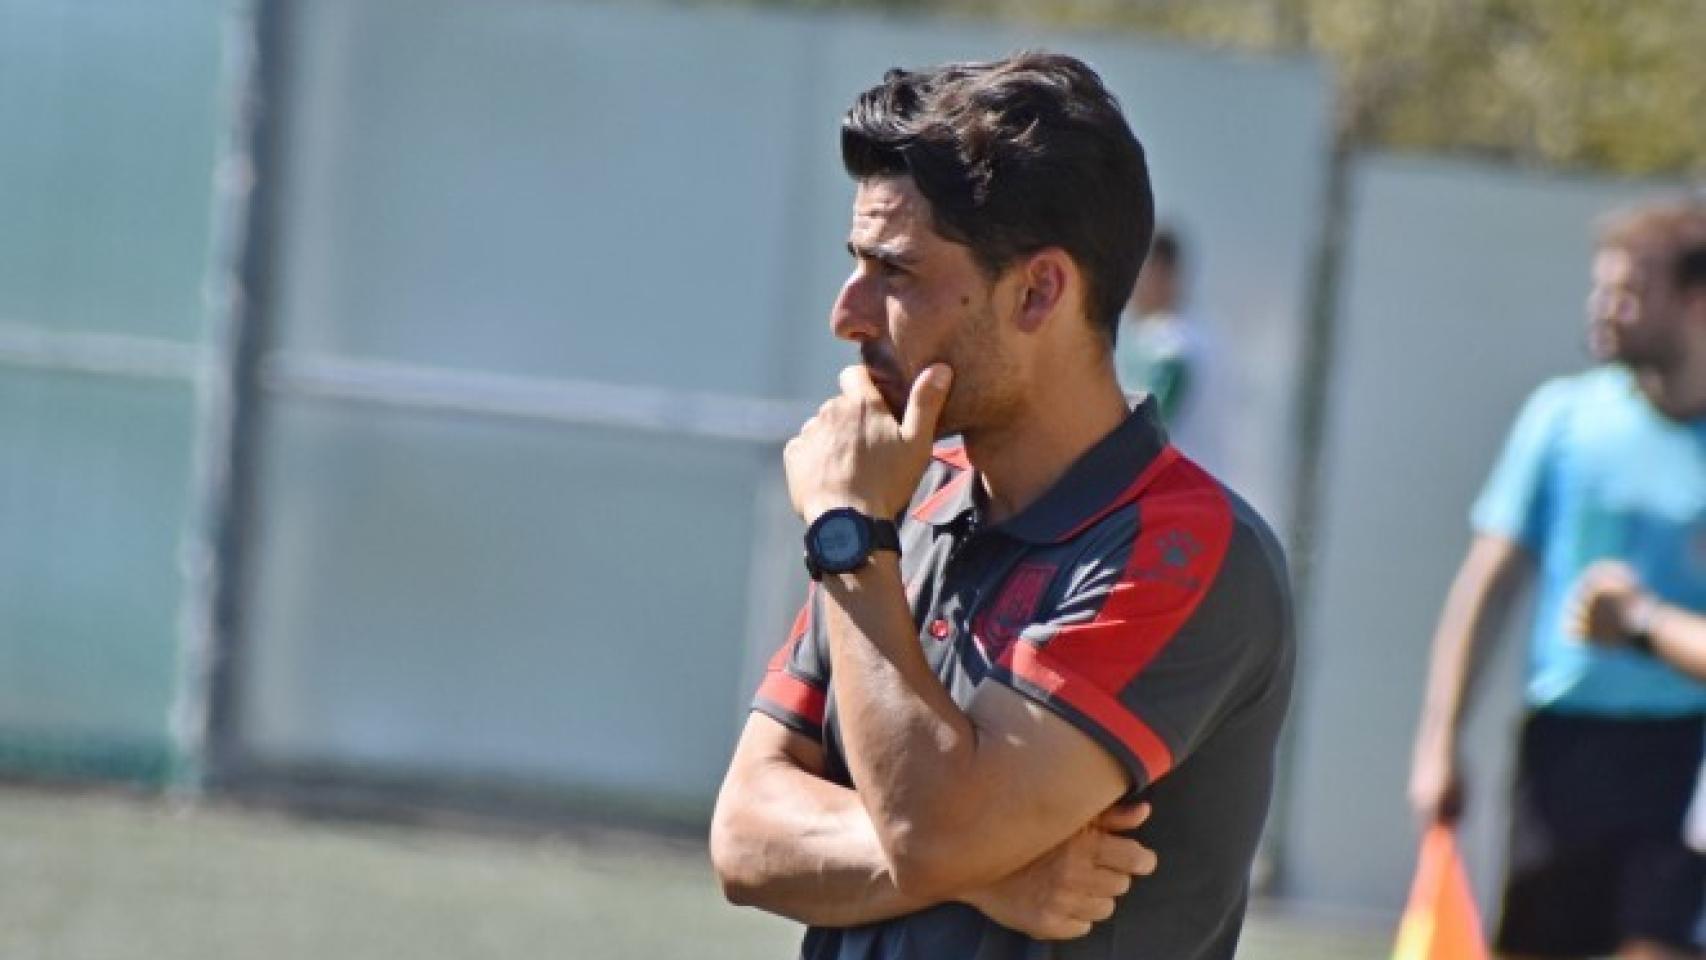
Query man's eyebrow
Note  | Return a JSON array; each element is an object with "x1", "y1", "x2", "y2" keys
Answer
[{"x1": 847, "y1": 240, "x2": 919, "y2": 268}]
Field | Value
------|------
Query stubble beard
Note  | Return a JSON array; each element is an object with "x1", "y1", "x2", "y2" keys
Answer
[
  {"x1": 936, "y1": 302, "x2": 1023, "y2": 441},
  {"x1": 859, "y1": 296, "x2": 1023, "y2": 440},
  {"x1": 1606, "y1": 322, "x2": 1680, "y2": 376}
]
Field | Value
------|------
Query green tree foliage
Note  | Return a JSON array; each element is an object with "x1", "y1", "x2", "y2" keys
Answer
[{"x1": 723, "y1": 0, "x2": 1706, "y2": 176}]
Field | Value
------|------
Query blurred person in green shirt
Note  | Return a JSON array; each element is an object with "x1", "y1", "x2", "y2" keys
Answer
[{"x1": 1115, "y1": 226, "x2": 1222, "y2": 473}]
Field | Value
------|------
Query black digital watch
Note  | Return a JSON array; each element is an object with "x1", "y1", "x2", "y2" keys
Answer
[{"x1": 803, "y1": 507, "x2": 901, "y2": 580}]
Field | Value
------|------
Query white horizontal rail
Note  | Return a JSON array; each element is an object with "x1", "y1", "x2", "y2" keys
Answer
[
  {"x1": 0, "y1": 321, "x2": 206, "y2": 382},
  {"x1": 264, "y1": 352, "x2": 811, "y2": 444},
  {"x1": 0, "y1": 323, "x2": 811, "y2": 444}
]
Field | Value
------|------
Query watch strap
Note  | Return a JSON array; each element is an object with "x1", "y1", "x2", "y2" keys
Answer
[
  {"x1": 1628, "y1": 596, "x2": 1661, "y2": 655},
  {"x1": 869, "y1": 517, "x2": 901, "y2": 555}
]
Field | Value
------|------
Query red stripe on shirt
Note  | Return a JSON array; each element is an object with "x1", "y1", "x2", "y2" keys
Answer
[
  {"x1": 1003, "y1": 641, "x2": 1174, "y2": 782},
  {"x1": 932, "y1": 445, "x2": 971, "y2": 470},
  {"x1": 1042, "y1": 455, "x2": 1234, "y2": 693},
  {"x1": 911, "y1": 469, "x2": 973, "y2": 522},
  {"x1": 767, "y1": 587, "x2": 816, "y2": 672},
  {"x1": 756, "y1": 670, "x2": 826, "y2": 727}
]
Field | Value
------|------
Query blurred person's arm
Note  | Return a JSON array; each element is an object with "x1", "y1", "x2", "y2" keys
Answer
[
  {"x1": 1412, "y1": 380, "x2": 1567, "y2": 825},
  {"x1": 709, "y1": 712, "x2": 1154, "y2": 937},
  {"x1": 1571, "y1": 560, "x2": 1706, "y2": 680},
  {"x1": 1409, "y1": 534, "x2": 1533, "y2": 824}
]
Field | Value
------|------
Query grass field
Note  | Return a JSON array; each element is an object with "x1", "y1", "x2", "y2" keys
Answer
[{"x1": 0, "y1": 785, "x2": 1389, "y2": 959}]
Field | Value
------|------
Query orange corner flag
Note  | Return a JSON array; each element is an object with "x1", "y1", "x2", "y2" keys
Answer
[{"x1": 1391, "y1": 826, "x2": 1489, "y2": 960}]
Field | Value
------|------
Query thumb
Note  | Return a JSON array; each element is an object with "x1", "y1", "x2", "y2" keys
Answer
[{"x1": 899, "y1": 364, "x2": 954, "y2": 444}]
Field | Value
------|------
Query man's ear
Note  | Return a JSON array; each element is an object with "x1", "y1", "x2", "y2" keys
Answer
[{"x1": 1015, "y1": 249, "x2": 1075, "y2": 334}]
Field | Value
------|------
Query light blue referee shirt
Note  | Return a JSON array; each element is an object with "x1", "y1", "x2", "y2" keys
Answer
[{"x1": 1473, "y1": 365, "x2": 1706, "y2": 715}]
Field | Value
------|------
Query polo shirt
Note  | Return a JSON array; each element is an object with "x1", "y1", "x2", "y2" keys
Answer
[
  {"x1": 751, "y1": 400, "x2": 1296, "y2": 960},
  {"x1": 1472, "y1": 365, "x2": 1706, "y2": 715}
]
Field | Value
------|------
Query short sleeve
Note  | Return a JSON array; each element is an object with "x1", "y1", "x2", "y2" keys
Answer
[
  {"x1": 751, "y1": 585, "x2": 830, "y2": 742},
  {"x1": 1470, "y1": 379, "x2": 1573, "y2": 551},
  {"x1": 989, "y1": 460, "x2": 1288, "y2": 794}
]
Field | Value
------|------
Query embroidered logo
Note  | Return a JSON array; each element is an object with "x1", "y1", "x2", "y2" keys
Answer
[
  {"x1": 1158, "y1": 530, "x2": 1201, "y2": 568},
  {"x1": 1132, "y1": 528, "x2": 1204, "y2": 591},
  {"x1": 972, "y1": 563, "x2": 1056, "y2": 662}
]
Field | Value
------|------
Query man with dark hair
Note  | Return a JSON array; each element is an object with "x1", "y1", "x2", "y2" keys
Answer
[
  {"x1": 711, "y1": 52, "x2": 1294, "y2": 960},
  {"x1": 1410, "y1": 199, "x2": 1706, "y2": 960}
]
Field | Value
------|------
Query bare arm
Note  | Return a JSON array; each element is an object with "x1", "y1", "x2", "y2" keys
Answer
[
  {"x1": 709, "y1": 712, "x2": 1155, "y2": 934},
  {"x1": 773, "y1": 363, "x2": 1148, "y2": 902},
  {"x1": 818, "y1": 556, "x2": 1132, "y2": 899},
  {"x1": 1645, "y1": 604, "x2": 1706, "y2": 679},
  {"x1": 710, "y1": 713, "x2": 928, "y2": 926},
  {"x1": 1409, "y1": 533, "x2": 1533, "y2": 824}
]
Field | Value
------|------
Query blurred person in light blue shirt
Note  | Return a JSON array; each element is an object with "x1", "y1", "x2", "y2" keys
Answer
[
  {"x1": 1410, "y1": 199, "x2": 1706, "y2": 960},
  {"x1": 1473, "y1": 365, "x2": 1706, "y2": 714}
]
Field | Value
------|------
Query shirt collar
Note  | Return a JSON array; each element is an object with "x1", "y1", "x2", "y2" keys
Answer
[{"x1": 912, "y1": 398, "x2": 1175, "y2": 544}]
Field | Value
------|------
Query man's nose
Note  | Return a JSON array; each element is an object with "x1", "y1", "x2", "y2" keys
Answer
[
  {"x1": 1587, "y1": 287, "x2": 1636, "y2": 324},
  {"x1": 831, "y1": 270, "x2": 882, "y2": 343}
]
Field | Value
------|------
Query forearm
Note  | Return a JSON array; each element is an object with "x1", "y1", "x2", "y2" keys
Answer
[
  {"x1": 1415, "y1": 598, "x2": 1482, "y2": 752},
  {"x1": 1416, "y1": 544, "x2": 1524, "y2": 753},
  {"x1": 819, "y1": 556, "x2": 1011, "y2": 894},
  {"x1": 711, "y1": 751, "x2": 935, "y2": 926},
  {"x1": 1645, "y1": 602, "x2": 1706, "y2": 681},
  {"x1": 779, "y1": 366, "x2": 1119, "y2": 900}
]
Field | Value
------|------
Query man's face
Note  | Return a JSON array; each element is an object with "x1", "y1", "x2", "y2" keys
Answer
[
  {"x1": 1587, "y1": 244, "x2": 1683, "y2": 369},
  {"x1": 831, "y1": 176, "x2": 1023, "y2": 436}
]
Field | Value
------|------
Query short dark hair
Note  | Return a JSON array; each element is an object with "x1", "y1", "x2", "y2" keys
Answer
[{"x1": 841, "y1": 52, "x2": 1154, "y2": 342}]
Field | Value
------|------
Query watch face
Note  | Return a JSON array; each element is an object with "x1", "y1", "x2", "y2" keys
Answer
[{"x1": 813, "y1": 513, "x2": 867, "y2": 569}]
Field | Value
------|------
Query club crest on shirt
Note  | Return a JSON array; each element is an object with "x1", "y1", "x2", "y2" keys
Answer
[
  {"x1": 1132, "y1": 528, "x2": 1204, "y2": 592},
  {"x1": 972, "y1": 562, "x2": 1055, "y2": 662}
]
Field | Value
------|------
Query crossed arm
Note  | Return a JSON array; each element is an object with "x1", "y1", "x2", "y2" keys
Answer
[
  {"x1": 710, "y1": 694, "x2": 1155, "y2": 938},
  {"x1": 709, "y1": 555, "x2": 1157, "y2": 936},
  {"x1": 710, "y1": 712, "x2": 932, "y2": 927},
  {"x1": 814, "y1": 553, "x2": 1140, "y2": 897},
  {"x1": 710, "y1": 363, "x2": 1156, "y2": 935}
]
